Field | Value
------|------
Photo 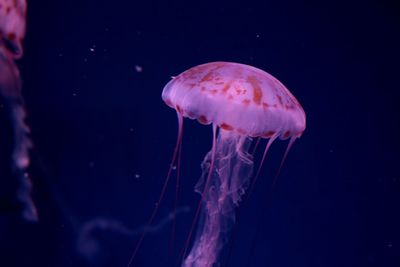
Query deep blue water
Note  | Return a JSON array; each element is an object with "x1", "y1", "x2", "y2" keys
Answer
[{"x1": 0, "y1": 0, "x2": 399, "y2": 266}]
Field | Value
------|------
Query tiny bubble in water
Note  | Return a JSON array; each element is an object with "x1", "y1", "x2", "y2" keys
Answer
[{"x1": 135, "y1": 65, "x2": 143, "y2": 72}]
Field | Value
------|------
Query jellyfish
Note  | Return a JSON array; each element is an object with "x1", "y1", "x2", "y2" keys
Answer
[
  {"x1": 0, "y1": 0, "x2": 35, "y2": 221},
  {"x1": 129, "y1": 62, "x2": 305, "y2": 266}
]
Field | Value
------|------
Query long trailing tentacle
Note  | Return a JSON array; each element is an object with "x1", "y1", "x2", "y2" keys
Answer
[
  {"x1": 127, "y1": 111, "x2": 184, "y2": 267},
  {"x1": 271, "y1": 136, "x2": 296, "y2": 188},
  {"x1": 170, "y1": 128, "x2": 183, "y2": 255},
  {"x1": 247, "y1": 134, "x2": 279, "y2": 197},
  {"x1": 246, "y1": 136, "x2": 297, "y2": 265}
]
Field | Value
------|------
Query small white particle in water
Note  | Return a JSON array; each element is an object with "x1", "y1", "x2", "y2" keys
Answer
[
  {"x1": 387, "y1": 243, "x2": 393, "y2": 248},
  {"x1": 256, "y1": 34, "x2": 260, "y2": 38},
  {"x1": 135, "y1": 174, "x2": 140, "y2": 179},
  {"x1": 89, "y1": 45, "x2": 96, "y2": 52},
  {"x1": 135, "y1": 65, "x2": 143, "y2": 72},
  {"x1": 129, "y1": 128, "x2": 134, "y2": 132},
  {"x1": 172, "y1": 165, "x2": 177, "y2": 170},
  {"x1": 72, "y1": 92, "x2": 77, "y2": 97},
  {"x1": 83, "y1": 58, "x2": 88, "y2": 62},
  {"x1": 58, "y1": 53, "x2": 63, "y2": 57}
]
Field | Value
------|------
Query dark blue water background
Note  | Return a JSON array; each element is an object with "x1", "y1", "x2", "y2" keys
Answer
[{"x1": 0, "y1": 0, "x2": 399, "y2": 266}]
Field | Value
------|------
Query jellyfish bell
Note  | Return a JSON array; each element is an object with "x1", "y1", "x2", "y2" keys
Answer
[
  {"x1": 162, "y1": 61, "x2": 305, "y2": 140},
  {"x1": 161, "y1": 62, "x2": 306, "y2": 267}
]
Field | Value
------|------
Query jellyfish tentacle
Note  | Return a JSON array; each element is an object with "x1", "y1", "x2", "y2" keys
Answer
[
  {"x1": 246, "y1": 136, "x2": 297, "y2": 266},
  {"x1": 128, "y1": 112, "x2": 184, "y2": 267},
  {"x1": 271, "y1": 136, "x2": 296, "y2": 188},
  {"x1": 78, "y1": 206, "x2": 190, "y2": 263},
  {"x1": 247, "y1": 134, "x2": 278, "y2": 197},
  {"x1": 250, "y1": 137, "x2": 261, "y2": 156},
  {"x1": 170, "y1": 127, "x2": 183, "y2": 255},
  {"x1": 180, "y1": 124, "x2": 218, "y2": 265}
]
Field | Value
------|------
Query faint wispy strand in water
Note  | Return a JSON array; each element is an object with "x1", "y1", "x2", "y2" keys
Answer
[{"x1": 77, "y1": 206, "x2": 190, "y2": 262}]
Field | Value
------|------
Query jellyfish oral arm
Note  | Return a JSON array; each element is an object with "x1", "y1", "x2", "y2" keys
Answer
[{"x1": 183, "y1": 129, "x2": 254, "y2": 267}]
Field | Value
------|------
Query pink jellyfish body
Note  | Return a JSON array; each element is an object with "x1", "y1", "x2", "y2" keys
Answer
[
  {"x1": 0, "y1": 0, "x2": 34, "y2": 221},
  {"x1": 129, "y1": 61, "x2": 305, "y2": 266},
  {"x1": 161, "y1": 62, "x2": 306, "y2": 266}
]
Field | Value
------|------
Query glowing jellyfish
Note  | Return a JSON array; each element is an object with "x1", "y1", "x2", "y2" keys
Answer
[
  {"x1": 163, "y1": 62, "x2": 305, "y2": 267},
  {"x1": 129, "y1": 62, "x2": 306, "y2": 267},
  {"x1": 0, "y1": 0, "x2": 35, "y2": 221}
]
